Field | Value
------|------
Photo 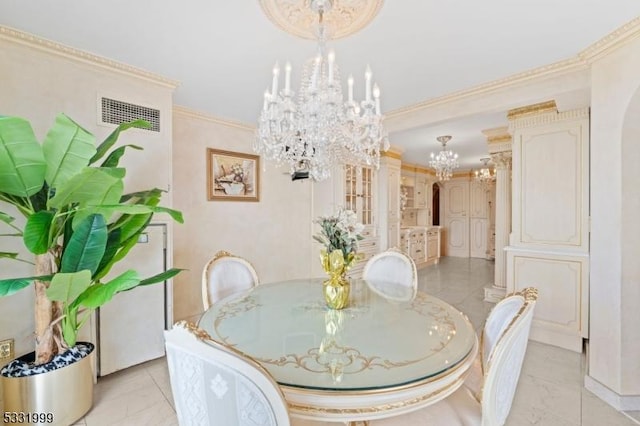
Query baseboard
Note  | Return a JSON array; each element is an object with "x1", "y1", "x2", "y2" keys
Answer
[
  {"x1": 528, "y1": 325, "x2": 582, "y2": 353},
  {"x1": 585, "y1": 375, "x2": 640, "y2": 411}
]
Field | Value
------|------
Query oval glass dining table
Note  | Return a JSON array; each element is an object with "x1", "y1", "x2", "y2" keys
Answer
[{"x1": 198, "y1": 278, "x2": 478, "y2": 423}]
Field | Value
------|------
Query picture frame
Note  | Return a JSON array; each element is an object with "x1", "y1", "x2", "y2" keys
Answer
[{"x1": 207, "y1": 148, "x2": 260, "y2": 202}]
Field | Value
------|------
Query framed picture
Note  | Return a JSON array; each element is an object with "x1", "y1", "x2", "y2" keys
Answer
[{"x1": 207, "y1": 148, "x2": 260, "y2": 202}]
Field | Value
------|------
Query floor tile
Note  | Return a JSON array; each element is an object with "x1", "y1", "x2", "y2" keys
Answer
[{"x1": 582, "y1": 388, "x2": 638, "y2": 426}]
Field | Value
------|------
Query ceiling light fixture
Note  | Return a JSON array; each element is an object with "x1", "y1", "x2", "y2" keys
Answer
[
  {"x1": 254, "y1": 0, "x2": 389, "y2": 182},
  {"x1": 474, "y1": 157, "x2": 496, "y2": 185},
  {"x1": 429, "y1": 135, "x2": 459, "y2": 181}
]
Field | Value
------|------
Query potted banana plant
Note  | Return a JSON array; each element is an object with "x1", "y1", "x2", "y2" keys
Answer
[{"x1": 0, "y1": 113, "x2": 183, "y2": 424}]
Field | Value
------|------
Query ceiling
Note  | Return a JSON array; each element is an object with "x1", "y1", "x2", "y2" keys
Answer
[{"x1": 1, "y1": 1, "x2": 639, "y2": 170}]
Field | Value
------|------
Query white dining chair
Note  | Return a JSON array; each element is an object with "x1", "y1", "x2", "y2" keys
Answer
[
  {"x1": 165, "y1": 322, "x2": 329, "y2": 426},
  {"x1": 371, "y1": 287, "x2": 538, "y2": 426},
  {"x1": 201, "y1": 250, "x2": 259, "y2": 310},
  {"x1": 165, "y1": 321, "x2": 291, "y2": 426},
  {"x1": 363, "y1": 248, "x2": 417, "y2": 291}
]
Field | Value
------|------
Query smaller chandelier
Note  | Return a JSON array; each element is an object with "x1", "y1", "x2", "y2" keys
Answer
[
  {"x1": 429, "y1": 135, "x2": 459, "y2": 181},
  {"x1": 474, "y1": 157, "x2": 496, "y2": 185}
]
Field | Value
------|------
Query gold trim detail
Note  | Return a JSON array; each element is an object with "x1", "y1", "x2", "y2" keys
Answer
[
  {"x1": 287, "y1": 374, "x2": 463, "y2": 415},
  {"x1": 259, "y1": 0, "x2": 384, "y2": 40},
  {"x1": 507, "y1": 101, "x2": 558, "y2": 120},
  {"x1": 0, "y1": 25, "x2": 179, "y2": 89},
  {"x1": 401, "y1": 163, "x2": 433, "y2": 176},
  {"x1": 482, "y1": 126, "x2": 512, "y2": 144},
  {"x1": 210, "y1": 292, "x2": 462, "y2": 376},
  {"x1": 174, "y1": 320, "x2": 214, "y2": 342},
  {"x1": 381, "y1": 150, "x2": 402, "y2": 160}
]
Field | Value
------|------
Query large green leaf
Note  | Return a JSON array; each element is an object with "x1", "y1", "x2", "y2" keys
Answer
[
  {"x1": 60, "y1": 214, "x2": 107, "y2": 274},
  {"x1": 0, "y1": 211, "x2": 15, "y2": 225},
  {"x1": 137, "y1": 268, "x2": 185, "y2": 287},
  {"x1": 93, "y1": 228, "x2": 121, "y2": 280},
  {"x1": 90, "y1": 120, "x2": 150, "y2": 165},
  {"x1": 46, "y1": 270, "x2": 92, "y2": 304},
  {"x1": 0, "y1": 116, "x2": 46, "y2": 197},
  {"x1": 23, "y1": 210, "x2": 54, "y2": 254},
  {"x1": 120, "y1": 188, "x2": 163, "y2": 203},
  {"x1": 87, "y1": 204, "x2": 184, "y2": 224},
  {"x1": 0, "y1": 275, "x2": 53, "y2": 297},
  {"x1": 100, "y1": 144, "x2": 143, "y2": 167},
  {"x1": 75, "y1": 270, "x2": 140, "y2": 309},
  {"x1": 48, "y1": 167, "x2": 124, "y2": 211},
  {"x1": 42, "y1": 114, "x2": 96, "y2": 190}
]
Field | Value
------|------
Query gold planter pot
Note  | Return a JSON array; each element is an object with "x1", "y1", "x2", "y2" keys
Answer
[
  {"x1": 323, "y1": 273, "x2": 350, "y2": 310},
  {"x1": 1, "y1": 344, "x2": 95, "y2": 425}
]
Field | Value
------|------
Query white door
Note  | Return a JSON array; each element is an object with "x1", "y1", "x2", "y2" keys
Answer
[
  {"x1": 98, "y1": 224, "x2": 167, "y2": 375},
  {"x1": 469, "y1": 181, "x2": 489, "y2": 258},
  {"x1": 444, "y1": 180, "x2": 469, "y2": 257}
]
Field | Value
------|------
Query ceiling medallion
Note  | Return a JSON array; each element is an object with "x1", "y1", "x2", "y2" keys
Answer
[{"x1": 259, "y1": 0, "x2": 384, "y2": 40}]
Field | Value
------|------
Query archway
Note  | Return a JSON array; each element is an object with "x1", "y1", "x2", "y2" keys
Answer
[{"x1": 432, "y1": 182, "x2": 440, "y2": 226}]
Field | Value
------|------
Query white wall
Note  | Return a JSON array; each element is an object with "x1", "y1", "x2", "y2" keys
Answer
[
  {"x1": 588, "y1": 34, "x2": 640, "y2": 405},
  {"x1": 0, "y1": 30, "x2": 176, "y2": 358},
  {"x1": 171, "y1": 108, "x2": 314, "y2": 321}
]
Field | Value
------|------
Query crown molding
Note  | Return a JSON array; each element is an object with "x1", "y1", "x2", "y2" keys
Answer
[
  {"x1": 401, "y1": 163, "x2": 434, "y2": 176},
  {"x1": 508, "y1": 107, "x2": 589, "y2": 131},
  {"x1": 386, "y1": 17, "x2": 640, "y2": 124},
  {"x1": 381, "y1": 150, "x2": 403, "y2": 160},
  {"x1": 483, "y1": 126, "x2": 512, "y2": 154},
  {"x1": 482, "y1": 126, "x2": 511, "y2": 142},
  {"x1": 507, "y1": 100, "x2": 557, "y2": 120},
  {"x1": 0, "y1": 25, "x2": 179, "y2": 90},
  {"x1": 579, "y1": 16, "x2": 640, "y2": 63},
  {"x1": 173, "y1": 105, "x2": 256, "y2": 131},
  {"x1": 385, "y1": 56, "x2": 585, "y2": 121}
]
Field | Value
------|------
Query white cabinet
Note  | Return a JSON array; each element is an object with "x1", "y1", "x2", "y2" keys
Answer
[
  {"x1": 506, "y1": 107, "x2": 590, "y2": 352},
  {"x1": 400, "y1": 226, "x2": 440, "y2": 266},
  {"x1": 344, "y1": 165, "x2": 378, "y2": 279},
  {"x1": 415, "y1": 175, "x2": 428, "y2": 209},
  {"x1": 427, "y1": 228, "x2": 441, "y2": 264}
]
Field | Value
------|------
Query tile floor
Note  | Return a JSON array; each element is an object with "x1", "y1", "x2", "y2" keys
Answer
[{"x1": 52, "y1": 258, "x2": 640, "y2": 424}]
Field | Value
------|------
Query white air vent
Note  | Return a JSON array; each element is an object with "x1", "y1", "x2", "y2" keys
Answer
[{"x1": 100, "y1": 97, "x2": 160, "y2": 132}]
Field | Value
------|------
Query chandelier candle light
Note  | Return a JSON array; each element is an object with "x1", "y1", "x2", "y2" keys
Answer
[
  {"x1": 429, "y1": 135, "x2": 459, "y2": 181},
  {"x1": 255, "y1": 0, "x2": 389, "y2": 182}
]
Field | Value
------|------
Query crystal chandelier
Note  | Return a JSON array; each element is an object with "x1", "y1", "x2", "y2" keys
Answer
[
  {"x1": 429, "y1": 135, "x2": 459, "y2": 181},
  {"x1": 254, "y1": 0, "x2": 389, "y2": 182},
  {"x1": 474, "y1": 157, "x2": 496, "y2": 185}
]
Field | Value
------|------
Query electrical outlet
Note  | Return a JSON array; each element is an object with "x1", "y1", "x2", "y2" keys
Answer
[{"x1": 0, "y1": 338, "x2": 14, "y2": 363}]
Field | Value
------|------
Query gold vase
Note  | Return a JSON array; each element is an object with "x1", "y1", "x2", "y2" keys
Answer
[
  {"x1": 320, "y1": 248, "x2": 355, "y2": 310},
  {"x1": 323, "y1": 273, "x2": 350, "y2": 310}
]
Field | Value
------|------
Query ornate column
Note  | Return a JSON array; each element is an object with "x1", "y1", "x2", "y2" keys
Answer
[{"x1": 482, "y1": 127, "x2": 512, "y2": 302}]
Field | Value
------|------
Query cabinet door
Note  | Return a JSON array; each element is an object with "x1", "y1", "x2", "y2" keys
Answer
[
  {"x1": 443, "y1": 181, "x2": 469, "y2": 257},
  {"x1": 345, "y1": 165, "x2": 375, "y2": 226},
  {"x1": 415, "y1": 175, "x2": 427, "y2": 208}
]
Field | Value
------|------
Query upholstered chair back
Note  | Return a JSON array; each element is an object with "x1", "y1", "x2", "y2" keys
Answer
[
  {"x1": 202, "y1": 250, "x2": 259, "y2": 309},
  {"x1": 164, "y1": 322, "x2": 291, "y2": 426},
  {"x1": 363, "y1": 249, "x2": 417, "y2": 290},
  {"x1": 481, "y1": 288, "x2": 538, "y2": 426}
]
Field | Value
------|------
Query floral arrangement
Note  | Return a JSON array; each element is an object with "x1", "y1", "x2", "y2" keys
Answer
[{"x1": 313, "y1": 208, "x2": 364, "y2": 274}]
